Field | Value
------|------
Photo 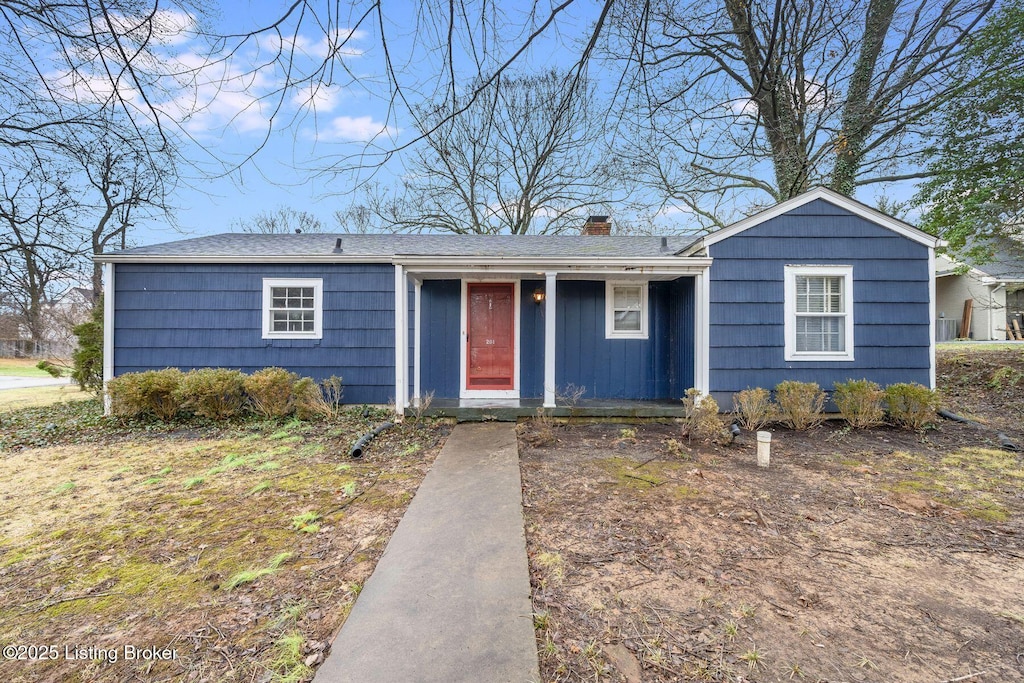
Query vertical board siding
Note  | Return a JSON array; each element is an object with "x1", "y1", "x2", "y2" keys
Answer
[
  {"x1": 555, "y1": 280, "x2": 692, "y2": 400},
  {"x1": 519, "y1": 280, "x2": 545, "y2": 399},
  {"x1": 670, "y1": 278, "x2": 695, "y2": 397},
  {"x1": 419, "y1": 280, "x2": 461, "y2": 399},
  {"x1": 707, "y1": 199, "x2": 931, "y2": 404},
  {"x1": 114, "y1": 263, "x2": 396, "y2": 404}
]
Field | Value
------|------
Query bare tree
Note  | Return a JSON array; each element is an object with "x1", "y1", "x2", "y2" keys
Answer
[
  {"x1": 0, "y1": 156, "x2": 84, "y2": 342},
  {"x1": 608, "y1": 0, "x2": 994, "y2": 227},
  {"x1": 232, "y1": 207, "x2": 325, "y2": 234},
  {"x1": 350, "y1": 70, "x2": 619, "y2": 235},
  {"x1": 66, "y1": 130, "x2": 177, "y2": 297}
]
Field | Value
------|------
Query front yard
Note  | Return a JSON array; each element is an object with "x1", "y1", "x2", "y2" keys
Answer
[
  {"x1": 521, "y1": 347, "x2": 1024, "y2": 682},
  {"x1": 0, "y1": 400, "x2": 447, "y2": 682}
]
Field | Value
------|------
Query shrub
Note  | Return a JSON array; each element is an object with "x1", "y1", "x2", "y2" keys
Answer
[
  {"x1": 244, "y1": 367, "x2": 300, "y2": 418},
  {"x1": 71, "y1": 298, "x2": 104, "y2": 393},
  {"x1": 293, "y1": 377, "x2": 329, "y2": 420},
  {"x1": 732, "y1": 387, "x2": 775, "y2": 431},
  {"x1": 681, "y1": 388, "x2": 730, "y2": 444},
  {"x1": 833, "y1": 379, "x2": 885, "y2": 429},
  {"x1": 885, "y1": 383, "x2": 940, "y2": 430},
  {"x1": 107, "y1": 369, "x2": 184, "y2": 420},
  {"x1": 175, "y1": 368, "x2": 247, "y2": 420},
  {"x1": 774, "y1": 381, "x2": 826, "y2": 430}
]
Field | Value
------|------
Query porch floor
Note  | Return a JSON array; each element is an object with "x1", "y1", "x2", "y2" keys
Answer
[{"x1": 409, "y1": 398, "x2": 686, "y2": 422}]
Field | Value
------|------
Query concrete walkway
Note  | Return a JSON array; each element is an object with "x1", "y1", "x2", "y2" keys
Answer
[{"x1": 313, "y1": 422, "x2": 539, "y2": 683}]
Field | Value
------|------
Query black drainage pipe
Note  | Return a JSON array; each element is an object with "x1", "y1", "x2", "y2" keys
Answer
[
  {"x1": 350, "y1": 421, "x2": 395, "y2": 458},
  {"x1": 938, "y1": 409, "x2": 1020, "y2": 452}
]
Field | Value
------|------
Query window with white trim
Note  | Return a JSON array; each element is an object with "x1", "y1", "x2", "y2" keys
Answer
[
  {"x1": 605, "y1": 282, "x2": 648, "y2": 339},
  {"x1": 784, "y1": 265, "x2": 854, "y2": 361},
  {"x1": 262, "y1": 278, "x2": 323, "y2": 339}
]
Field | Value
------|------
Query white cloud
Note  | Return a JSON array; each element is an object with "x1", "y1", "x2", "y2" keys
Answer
[
  {"x1": 292, "y1": 83, "x2": 344, "y2": 112},
  {"x1": 150, "y1": 9, "x2": 198, "y2": 46},
  {"x1": 321, "y1": 115, "x2": 397, "y2": 142},
  {"x1": 271, "y1": 28, "x2": 367, "y2": 60}
]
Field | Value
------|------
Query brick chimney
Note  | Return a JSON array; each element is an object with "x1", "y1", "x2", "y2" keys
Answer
[{"x1": 582, "y1": 215, "x2": 611, "y2": 235}]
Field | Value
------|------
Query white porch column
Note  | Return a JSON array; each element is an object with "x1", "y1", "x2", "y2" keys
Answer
[
  {"x1": 102, "y1": 262, "x2": 115, "y2": 415},
  {"x1": 543, "y1": 271, "x2": 557, "y2": 408},
  {"x1": 928, "y1": 248, "x2": 937, "y2": 389},
  {"x1": 413, "y1": 278, "x2": 422, "y2": 407},
  {"x1": 394, "y1": 264, "x2": 407, "y2": 418},
  {"x1": 694, "y1": 270, "x2": 711, "y2": 395}
]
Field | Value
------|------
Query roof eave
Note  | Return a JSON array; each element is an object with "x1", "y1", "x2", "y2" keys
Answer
[
  {"x1": 697, "y1": 187, "x2": 945, "y2": 250},
  {"x1": 95, "y1": 253, "x2": 714, "y2": 270}
]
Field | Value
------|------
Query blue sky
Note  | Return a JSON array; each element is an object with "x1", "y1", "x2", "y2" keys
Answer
[
  {"x1": 137, "y1": 0, "x2": 922, "y2": 245},
  {"x1": 139, "y1": 0, "x2": 604, "y2": 244}
]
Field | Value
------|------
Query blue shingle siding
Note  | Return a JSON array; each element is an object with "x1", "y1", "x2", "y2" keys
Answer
[
  {"x1": 707, "y1": 199, "x2": 931, "y2": 404},
  {"x1": 113, "y1": 263, "x2": 396, "y2": 404}
]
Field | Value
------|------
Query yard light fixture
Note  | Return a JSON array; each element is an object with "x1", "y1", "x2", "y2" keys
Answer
[{"x1": 532, "y1": 288, "x2": 545, "y2": 304}]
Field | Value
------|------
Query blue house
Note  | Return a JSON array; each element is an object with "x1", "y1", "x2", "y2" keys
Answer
[{"x1": 97, "y1": 188, "x2": 943, "y2": 416}]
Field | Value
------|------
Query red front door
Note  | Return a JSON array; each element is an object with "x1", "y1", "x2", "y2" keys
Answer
[{"x1": 466, "y1": 283, "x2": 515, "y2": 390}]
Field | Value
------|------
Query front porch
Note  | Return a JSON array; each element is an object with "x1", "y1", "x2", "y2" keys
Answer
[
  {"x1": 408, "y1": 398, "x2": 688, "y2": 422},
  {"x1": 392, "y1": 253, "x2": 713, "y2": 418}
]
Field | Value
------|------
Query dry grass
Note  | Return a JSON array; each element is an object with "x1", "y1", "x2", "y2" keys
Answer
[
  {"x1": 0, "y1": 385, "x2": 90, "y2": 410},
  {"x1": 0, "y1": 416, "x2": 445, "y2": 682}
]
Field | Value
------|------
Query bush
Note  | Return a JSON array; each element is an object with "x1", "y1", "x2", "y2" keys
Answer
[
  {"x1": 244, "y1": 367, "x2": 300, "y2": 418},
  {"x1": 107, "y1": 369, "x2": 184, "y2": 420},
  {"x1": 293, "y1": 377, "x2": 329, "y2": 420},
  {"x1": 833, "y1": 379, "x2": 885, "y2": 429},
  {"x1": 681, "y1": 388, "x2": 730, "y2": 444},
  {"x1": 175, "y1": 368, "x2": 247, "y2": 420},
  {"x1": 885, "y1": 383, "x2": 941, "y2": 430},
  {"x1": 732, "y1": 387, "x2": 775, "y2": 431},
  {"x1": 71, "y1": 298, "x2": 104, "y2": 393},
  {"x1": 775, "y1": 381, "x2": 825, "y2": 430}
]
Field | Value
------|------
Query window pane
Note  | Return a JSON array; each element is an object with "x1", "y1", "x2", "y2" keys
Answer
[
  {"x1": 796, "y1": 316, "x2": 844, "y2": 352},
  {"x1": 614, "y1": 310, "x2": 641, "y2": 331},
  {"x1": 796, "y1": 275, "x2": 844, "y2": 313},
  {"x1": 613, "y1": 286, "x2": 641, "y2": 310}
]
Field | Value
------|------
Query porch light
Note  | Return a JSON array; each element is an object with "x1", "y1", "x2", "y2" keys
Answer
[{"x1": 532, "y1": 288, "x2": 545, "y2": 304}]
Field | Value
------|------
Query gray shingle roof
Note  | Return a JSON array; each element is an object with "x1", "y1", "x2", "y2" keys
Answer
[{"x1": 106, "y1": 233, "x2": 702, "y2": 259}]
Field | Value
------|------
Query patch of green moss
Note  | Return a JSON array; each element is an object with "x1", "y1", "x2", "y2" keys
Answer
[
  {"x1": 941, "y1": 448, "x2": 1024, "y2": 477},
  {"x1": 595, "y1": 457, "x2": 691, "y2": 491}
]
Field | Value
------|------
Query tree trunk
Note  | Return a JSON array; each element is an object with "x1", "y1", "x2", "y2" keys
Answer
[
  {"x1": 725, "y1": 0, "x2": 810, "y2": 200},
  {"x1": 830, "y1": 0, "x2": 897, "y2": 196}
]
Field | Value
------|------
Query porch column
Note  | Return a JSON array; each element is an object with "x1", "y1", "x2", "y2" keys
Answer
[
  {"x1": 928, "y1": 248, "x2": 937, "y2": 389},
  {"x1": 694, "y1": 269, "x2": 711, "y2": 395},
  {"x1": 394, "y1": 264, "x2": 407, "y2": 418},
  {"x1": 413, "y1": 277, "x2": 422, "y2": 406},
  {"x1": 102, "y1": 262, "x2": 114, "y2": 415},
  {"x1": 543, "y1": 271, "x2": 557, "y2": 408}
]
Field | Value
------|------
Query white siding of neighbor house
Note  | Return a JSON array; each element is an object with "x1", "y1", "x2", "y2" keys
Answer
[{"x1": 935, "y1": 256, "x2": 1006, "y2": 341}]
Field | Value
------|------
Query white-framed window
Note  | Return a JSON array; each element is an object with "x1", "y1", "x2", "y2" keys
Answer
[
  {"x1": 605, "y1": 281, "x2": 649, "y2": 339},
  {"x1": 262, "y1": 278, "x2": 323, "y2": 340},
  {"x1": 784, "y1": 265, "x2": 854, "y2": 361}
]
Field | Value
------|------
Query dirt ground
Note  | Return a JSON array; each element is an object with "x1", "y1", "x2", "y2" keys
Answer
[
  {"x1": 0, "y1": 410, "x2": 447, "y2": 682},
  {"x1": 520, "y1": 348, "x2": 1024, "y2": 682}
]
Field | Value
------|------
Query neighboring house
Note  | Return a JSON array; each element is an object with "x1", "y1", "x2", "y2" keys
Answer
[
  {"x1": 96, "y1": 188, "x2": 943, "y2": 416},
  {"x1": 934, "y1": 238, "x2": 1024, "y2": 341}
]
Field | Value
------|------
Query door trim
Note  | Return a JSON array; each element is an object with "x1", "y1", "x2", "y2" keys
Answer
[{"x1": 460, "y1": 279, "x2": 520, "y2": 399}]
